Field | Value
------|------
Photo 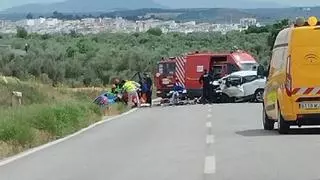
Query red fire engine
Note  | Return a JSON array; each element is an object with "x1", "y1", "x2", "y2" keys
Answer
[{"x1": 155, "y1": 50, "x2": 258, "y2": 98}]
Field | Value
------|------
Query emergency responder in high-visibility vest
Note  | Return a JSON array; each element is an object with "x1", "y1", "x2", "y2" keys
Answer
[{"x1": 122, "y1": 80, "x2": 141, "y2": 108}]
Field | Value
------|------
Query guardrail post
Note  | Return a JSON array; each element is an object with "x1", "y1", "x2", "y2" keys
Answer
[{"x1": 11, "y1": 91, "x2": 22, "y2": 107}]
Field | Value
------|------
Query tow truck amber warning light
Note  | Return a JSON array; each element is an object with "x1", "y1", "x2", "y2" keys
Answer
[{"x1": 308, "y1": 16, "x2": 318, "y2": 26}]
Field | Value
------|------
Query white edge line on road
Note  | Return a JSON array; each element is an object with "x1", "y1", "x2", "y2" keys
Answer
[
  {"x1": 204, "y1": 156, "x2": 216, "y2": 174},
  {"x1": 206, "y1": 122, "x2": 212, "y2": 128},
  {"x1": 206, "y1": 135, "x2": 214, "y2": 144},
  {"x1": 0, "y1": 108, "x2": 138, "y2": 167}
]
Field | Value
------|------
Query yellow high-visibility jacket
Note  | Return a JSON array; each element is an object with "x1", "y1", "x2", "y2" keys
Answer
[{"x1": 122, "y1": 81, "x2": 140, "y2": 93}]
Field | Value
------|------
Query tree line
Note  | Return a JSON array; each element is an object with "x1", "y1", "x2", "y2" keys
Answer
[
  {"x1": 26, "y1": 11, "x2": 165, "y2": 21},
  {"x1": 0, "y1": 20, "x2": 289, "y2": 87}
]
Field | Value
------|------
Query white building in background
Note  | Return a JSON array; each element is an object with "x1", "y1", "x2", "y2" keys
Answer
[
  {"x1": 0, "y1": 16, "x2": 261, "y2": 34},
  {"x1": 0, "y1": 20, "x2": 4, "y2": 28},
  {"x1": 136, "y1": 21, "x2": 147, "y2": 32},
  {"x1": 27, "y1": 19, "x2": 35, "y2": 26},
  {"x1": 240, "y1": 18, "x2": 257, "y2": 28},
  {"x1": 39, "y1": 18, "x2": 46, "y2": 24},
  {"x1": 82, "y1": 18, "x2": 96, "y2": 24},
  {"x1": 182, "y1": 21, "x2": 196, "y2": 26},
  {"x1": 46, "y1": 18, "x2": 59, "y2": 27}
]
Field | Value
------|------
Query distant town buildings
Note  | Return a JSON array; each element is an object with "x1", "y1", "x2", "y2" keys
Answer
[
  {"x1": 0, "y1": 17, "x2": 259, "y2": 34},
  {"x1": 240, "y1": 18, "x2": 257, "y2": 28}
]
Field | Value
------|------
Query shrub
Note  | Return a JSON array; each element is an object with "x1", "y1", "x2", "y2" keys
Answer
[
  {"x1": 147, "y1": 28, "x2": 163, "y2": 36},
  {"x1": 16, "y1": 27, "x2": 28, "y2": 39},
  {"x1": 0, "y1": 119, "x2": 34, "y2": 146},
  {"x1": 0, "y1": 100, "x2": 100, "y2": 146}
]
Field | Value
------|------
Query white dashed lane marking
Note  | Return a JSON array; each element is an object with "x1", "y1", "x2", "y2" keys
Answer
[
  {"x1": 205, "y1": 107, "x2": 215, "y2": 175},
  {"x1": 204, "y1": 156, "x2": 216, "y2": 174},
  {"x1": 206, "y1": 135, "x2": 214, "y2": 144},
  {"x1": 206, "y1": 122, "x2": 212, "y2": 128}
]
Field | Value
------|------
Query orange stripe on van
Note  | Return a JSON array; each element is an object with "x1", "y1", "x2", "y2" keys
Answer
[
  {"x1": 292, "y1": 87, "x2": 320, "y2": 95},
  {"x1": 304, "y1": 88, "x2": 314, "y2": 95},
  {"x1": 291, "y1": 88, "x2": 300, "y2": 95}
]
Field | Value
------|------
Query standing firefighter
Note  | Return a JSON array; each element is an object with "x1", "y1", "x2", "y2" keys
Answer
[
  {"x1": 144, "y1": 73, "x2": 153, "y2": 106},
  {"x1": 199, "y1": 69, "x2": 213, "y2": 104},
  {"x1": 139, "y1": 78, "x2": 148, "y2": 104}
]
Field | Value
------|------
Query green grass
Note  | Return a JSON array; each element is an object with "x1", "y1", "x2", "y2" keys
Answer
[
  {"x1": 115, "y1": 102, "x2": 130, "y2": 113},
  {"x1": 0, "y1": 76, "x2": 129, "y2": 159},
  {"x1": 0, "y1": 101, "x2": 101, "y2": 147}
]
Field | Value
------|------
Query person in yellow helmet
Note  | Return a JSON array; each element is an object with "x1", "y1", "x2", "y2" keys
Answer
[{"x1": 121, "y1": 80, "x2": 141, "y2": 108}]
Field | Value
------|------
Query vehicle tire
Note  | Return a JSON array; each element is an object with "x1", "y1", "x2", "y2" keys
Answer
[
  {"x1": 220, "y1": 94, "x2": 230, "y2": 103},
  {"x1": 254, "y1": 89, "x2": 264, "y2": 103},
  {"x1": 277, "y1": 108, "x2": 290, "y2": 134},
  {"x1": 263, "y1": 105, "x2": 274, "y2": 130}
]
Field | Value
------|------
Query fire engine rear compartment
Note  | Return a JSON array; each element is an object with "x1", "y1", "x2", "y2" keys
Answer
[
  {"x1": 184, "y1": 54, "x2": 230, "y2": 98},
  {"x1": 211, "y1": 55, "x2": 229, "y2": 79}
]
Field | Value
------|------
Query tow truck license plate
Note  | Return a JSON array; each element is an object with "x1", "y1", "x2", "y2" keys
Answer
[{"x1": 299, "y1": 102, "x2": 320, "y2": 109}]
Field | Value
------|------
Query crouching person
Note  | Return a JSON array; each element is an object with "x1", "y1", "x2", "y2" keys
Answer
[
  {"x1": 121, "y1": 80, "x2": 141, "y2": 108},
  {"x1": 170, "y1": 79, "x2": 185, "y2": 105},
  {"x1": 93, "y1": 91, "x2": 117, "y2": 116}
]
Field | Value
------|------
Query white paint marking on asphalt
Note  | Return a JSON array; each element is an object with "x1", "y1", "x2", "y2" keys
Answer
[
  {"x1": 0, "y1": 108, "x2": 138, "y2": 167},
  {"x1": 206, "y1": 135, "x2": 214, "y2": 144},
  {"x1": 208, "y1": 108, "x2": 212, "y2": 112},
  {"x1": 204, "y1": 156, "x2": 216, "y2": 174},
  {"x1": 206, "y1": 122, "x2": 212, "y2": 128},
  {"x1": 207, "y1": 114, "x2": 212, "y2": 118}
]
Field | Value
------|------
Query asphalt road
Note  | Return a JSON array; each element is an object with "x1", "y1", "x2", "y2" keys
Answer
[{"x1": 1, "y1": 104, "x2": 320, "y2": 180}]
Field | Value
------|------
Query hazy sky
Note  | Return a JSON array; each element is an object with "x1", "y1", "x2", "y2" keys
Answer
[{"x1": 1, "y1": 0, "x2": 320, "y2": 10}]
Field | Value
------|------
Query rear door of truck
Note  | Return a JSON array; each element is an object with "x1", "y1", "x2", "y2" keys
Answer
[
  {"x1": 185, "y1": 55, "x2": 211, "y2": 90},
  {"x1": 291, "y1": 27, "x2": 320, "y2": 112}
]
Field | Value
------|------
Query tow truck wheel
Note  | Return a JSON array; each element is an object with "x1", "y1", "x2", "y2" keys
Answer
[
  {"x1": 263, "y1": 106, "x2": 274, "y2": 130},
  {"x1": 277, "y1": 108, "x2": 290, "y2": 134}
]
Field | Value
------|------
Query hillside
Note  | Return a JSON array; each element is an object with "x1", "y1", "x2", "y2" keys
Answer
[
  {"x1": 157, "y1": 0, "x2": 286, "y2": 9},
  {"x1": 245, "y1": 7, "x2": 320, "y2": 23},
  {"x1": 2, "y1": 0, "x2": 288, "y2": 13},
  {"x1": 101, "y1": 7, "x2": 320, "y2": 24},
  {"x1": 4, "y1": 0, "x2": 165, "y2": 13},
  {"x1": 174, "y1": 8, "x2": 253, "y2": 23},
  {"x1": 2, "y1": 6, "x2": 320, "y2": 23}
]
